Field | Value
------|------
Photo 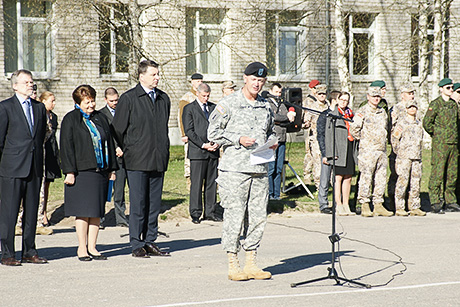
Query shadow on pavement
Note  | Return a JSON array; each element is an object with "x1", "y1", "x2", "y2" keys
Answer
[{"x1": 265, "y1": 250, "x2": 353, "y2": 276}]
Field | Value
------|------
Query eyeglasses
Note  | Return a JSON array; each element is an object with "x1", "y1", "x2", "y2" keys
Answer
[
  {"x1": 456, "y1": 90, "x2": 460, "y2": 94},
  {"x1": 445, "y1": 86, "x2": 453, "y2": 90}
]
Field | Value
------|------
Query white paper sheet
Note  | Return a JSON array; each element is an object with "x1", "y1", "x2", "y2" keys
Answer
[{"x1": 250, "y1": 138, "x2": 277, "y2": 165}]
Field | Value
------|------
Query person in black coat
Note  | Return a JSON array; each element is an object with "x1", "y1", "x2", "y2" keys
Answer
[
  {"x1": 40, "y1": 91, "x2": 62, "y2": 226},
  {"x1": 111, "y1": 60, "x2": 171, "y2": 258},
  {"x1": 183, "y1": 83, "x2": 220, "y2": 224},
  {"x1": 60, "y1": 85, "x2": 118, "y2": 261},
  {"x1": 0, "y1": 70, "x2": 48, "y2": 266}
]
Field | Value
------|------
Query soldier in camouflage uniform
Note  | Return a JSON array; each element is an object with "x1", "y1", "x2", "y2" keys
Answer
[
  {"x1": 391, "y1": 100, "x2": 426, "y2": 216},
  {"x1": 208, "y1": 62, "x2": 276, "y2": 281},
  {"x1": 350, "y1": 87, "x2": 393, "y2": 217},
  {"x1": 387, "y1": 83, "x2": 416, "y2": 211},
  {"x1": 178, "y1": 73, "x2": 203, "y2": 188},
  {"x1": 302, "y1": 84, "x2": 329, "y2": 189},
  {"x1": 301, "y1": 80, "x2": 319, "y2": 184},
  {"x1": 423, "y1": 78, "x2": 460, "y2": 213},
  {"x1": 359, "y1": 80, "x2": 389, "y2": 116}
]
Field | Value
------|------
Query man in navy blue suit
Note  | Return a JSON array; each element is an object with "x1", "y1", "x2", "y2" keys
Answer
[{"x1": 0, "y1": 69, "x2": 48, "y2": 266}]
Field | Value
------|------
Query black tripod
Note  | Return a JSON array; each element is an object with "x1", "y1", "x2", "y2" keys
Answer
[{"x1": 290, "y1": 110, "x2": 371, "y2": 289}]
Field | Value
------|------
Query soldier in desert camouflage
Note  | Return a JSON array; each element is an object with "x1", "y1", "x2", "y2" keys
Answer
[
  {"x1": 350, "y1": 87, "x2": 393, "y2": 217},
  {"x1": 391, "y1": 100, "x2": 426, "y2": 216},
  {"x1": 302, "y1": 83, "x2": 329, "y2": 189}
]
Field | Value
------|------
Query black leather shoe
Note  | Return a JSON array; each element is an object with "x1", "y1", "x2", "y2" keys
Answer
[
  {"x1": 78, "y1": 256, "x2": 92, "y2": 262},
  {"x1": 192, "y1": 217, "x2": 200, "y2": 224},
  {"x1": 88, "y1": 252, "x2": 108, "y2": 260},
  {"x1": 320, "y1": 207, "x2": 333, "y2": 214},
  {"x1": 144, "y1": 243, "x2": 170, "y2": 257},
  {"x1": 431, "y1": 203, "x2": 445, "y2": 214},
  {"x1": 132, "y1": 247, "x2": 150, "y2": 258},
  {"x1": 116, "y1": 223, "x2": 129, "y2": 228},
  {"x1": 21, "y1": 255, "x2": 48, "y2": 264},
  {"x1": 445, "y1": 203, "x2": 460, "y2": 212},
  {"x1": 204, "y1": 215, "x2": 223, "y2": 222},
  {"x1": 1, "y1": 257, "x2": 21, "y2": 266}
]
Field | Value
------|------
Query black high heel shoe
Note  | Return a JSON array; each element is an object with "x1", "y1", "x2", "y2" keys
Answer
[{"x1": 88, "y1": 251, "x2": 107, "y2": 260}]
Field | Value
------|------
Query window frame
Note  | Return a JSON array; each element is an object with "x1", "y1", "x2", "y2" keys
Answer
[
  {"x1": 188, "y1": 9, "x2": 226, "y2": 79},
  {"x1": 5, "y1": 0, "x2": 55, "y2": 78},
  {"x1": 348, "y1": 13, "x2": 377, "y2": 80},
  {"x1": 99, "y1": 4, "x2": 129, "y2": 78},
  {"x1": 266, "y1": 11, "x2": 305, "y2": 81}
]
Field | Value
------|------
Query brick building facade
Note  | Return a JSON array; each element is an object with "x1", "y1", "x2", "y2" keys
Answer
[{"x1": 1, "y1": 0, "x2": 459, "y2": 144}]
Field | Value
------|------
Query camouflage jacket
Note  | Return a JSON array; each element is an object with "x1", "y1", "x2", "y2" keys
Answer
[
  {"x1": 423, "y1": 95, "x2": 458, "y2": 145},
  {"x1": 391, "y1": 116, "x2": 423, "y2": 160},
  {"x1": 302, "y1": 96, "x2": 329, "y2": 136},
  {"x1": 349, "y1": 103, "x2": 388, "y2": 152},
  {"x1": 207, "y1": 89, "x2": 276, "y2": 173}
]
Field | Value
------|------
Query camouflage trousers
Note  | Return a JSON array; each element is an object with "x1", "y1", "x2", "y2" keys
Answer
[
  {"x1": 184, "y1": 143, "x2": 190, "y2": 178},
  {"x1": 395, "y1": 158, "x2": 422, "y2": 210},
  {"x1": 429, "y1": 143, "x2": 458, "y2": 205},
  {"x1": 357, "y1": 150, "x2": 387, "y2": 204},
  {"x1": 216, "y1": 171, "x2": 268, "y2": 253},
  {"x1": 303, "y1": 133, "x2": 321, "y2": 188}
]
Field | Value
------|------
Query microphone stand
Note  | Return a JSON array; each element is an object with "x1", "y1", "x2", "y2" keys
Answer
[{"x1": 290, "y1": 108, "x2": 371, "y2": 289}]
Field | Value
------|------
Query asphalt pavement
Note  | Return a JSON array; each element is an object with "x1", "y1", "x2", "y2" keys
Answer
[{"x1": 1, "y1": 211, "x2": 460, "y2": 307}]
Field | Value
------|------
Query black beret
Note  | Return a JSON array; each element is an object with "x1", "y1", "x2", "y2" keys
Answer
[
  {"x1": 244, "y1": 62, "x2": 268, "y2": 78},
  {"x1": 191, "y1": 73, "x2": 203, "y2": 80}
]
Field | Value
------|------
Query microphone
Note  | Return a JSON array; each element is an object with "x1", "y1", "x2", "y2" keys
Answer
[{"x1": 289, "y1": 107, "x2": 295, "y2": 112}]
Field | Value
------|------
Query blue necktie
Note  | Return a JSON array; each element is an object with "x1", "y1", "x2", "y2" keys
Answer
[
  {"x1": 149, "y1": 91, "x2": 156, "y2": 105},
  {"x1": 203, "y1": 103, "x2": 209, "y2": 119},
  {"x1": 25, "y1": 100, "x2": 34, "y2": 134}
]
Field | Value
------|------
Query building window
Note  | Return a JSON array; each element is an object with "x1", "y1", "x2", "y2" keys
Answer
[
  {"x1": 99, "y1": 3, "x2": 129, "y2": 75},
  {"x1": 3, "y1": 0, "x2": 52, "y2": 75},
  {"x1": 347, "y1": 13, "x2": 376, "y2": 76},
  {"x1": 266, "y1": 11, "x2": 304, "y2": 77},
  {"x1": 186, "y1": 8, "x2": 226, "y2": 76},
  {"x1": 411, "y1": 14, "x2": 434, "y2": 77}
]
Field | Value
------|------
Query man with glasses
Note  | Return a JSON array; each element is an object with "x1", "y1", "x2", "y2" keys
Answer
[
  {"x1": 423, "y1": 78, "x2": 460, "y2": 213},
  {"x1": 0, "y1": 70, "x2": 48, "y2": 266}
]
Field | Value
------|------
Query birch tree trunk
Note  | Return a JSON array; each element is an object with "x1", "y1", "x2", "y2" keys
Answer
[
  {"x1": 128, "y1": 0, "x2": 142, "y2": 87},
  {"x1": 334, "y1": 0, "x2": 352, "y2": 94},
  {"x1": 418, "y1": 0, "x2": 430, "y2": 112},
  {"x1": 431, "y1": 0, "x2": 443, "y2": 98}
]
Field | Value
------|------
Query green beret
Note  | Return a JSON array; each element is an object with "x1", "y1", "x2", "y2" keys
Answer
[
  {"x1": 244, "y1": 62, "x2": 268, "y2": 78},
  {"x1": 370, "y1": 80, "x2": 386, "y2": 88},
  {"x1": 438, "y1": 78, "x2": 453, "y2": 87},
  {"x1": 453, "y1": 83, "x2": 460, "y2": 91}
]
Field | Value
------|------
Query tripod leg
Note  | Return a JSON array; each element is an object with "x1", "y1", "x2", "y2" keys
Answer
[
  {"x1": 290, "y1": 276, "x2": 330, "y2": 288},
  {"x1": 287, "y1": 162, "x2": 315, "y2": 199}
]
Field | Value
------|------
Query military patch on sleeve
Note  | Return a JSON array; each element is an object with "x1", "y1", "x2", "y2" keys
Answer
[
  {"x1": 393, "y1": 126, "x2": 402, "y2": 139},
  {"x1": 216, "y1": 105, "x2": 226, "y2": 115}
]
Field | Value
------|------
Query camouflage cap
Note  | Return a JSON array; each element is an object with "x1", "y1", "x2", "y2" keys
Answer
[
  {"x1": 367, "y1": 86, "x2": 382, "y2": 97},
  {"x1": 222, "y1": 80, "x2": 237, "y2": 90},
  {"x1": 400, "y1": 82, "x2": 416, "y2": 93},
  {"x1": 316, "y1": 84, "x2": 327, "y2": 94},
  {"x1": 405, "y1": 100, "x2": 418, "y2": 108},
  {"x1": 438, "y1": 78, "x2": 453, "y2": 87}
]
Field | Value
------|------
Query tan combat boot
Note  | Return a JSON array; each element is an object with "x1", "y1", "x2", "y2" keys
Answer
[
  {"x1": 395, "y1": 209, "x2": 409, "y2": 216},
  {"x1": 243, "y1": 250, "x2": 272, "y2": 280},
  {"x1": 36, "y1": 226, "x2": 53, "y2": 235},
  {"x1": 409, "y1": 208, "x2": 426, "y2": 216},
  {"x1": 227, "y1": 252, "x2": 249, "y2": 281},
  {"x1": 360, "y1": 203, "x2": 373, "y2": 217},
  {"x1": 373, "y1": 203, "x2": 394, "y2": 217}
]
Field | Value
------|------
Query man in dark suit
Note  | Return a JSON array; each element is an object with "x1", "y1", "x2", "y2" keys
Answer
[
  {"x1": 99, "y1": 87, "x2": 129, "y2": 228},
  {"x1": 111, "y1": 60, "x2": 170, "y2": 258},
  {"x1": 0, "y1": 69, "x2": 48, "y2": 266},
  {"x1": 183, "y1": 83, "x2": 220, "y2": 224}
]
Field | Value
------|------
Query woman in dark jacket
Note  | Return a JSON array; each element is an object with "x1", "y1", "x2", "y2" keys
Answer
[
  {"x1": 325, "y1": 91, "x2": 356, "y2": 216},
  {"x1": 40, "y1": 91, "x2": 61, "y2": 226},
  {"x1": 60, "y1": 85, "x2": 118, "y2": 261}
]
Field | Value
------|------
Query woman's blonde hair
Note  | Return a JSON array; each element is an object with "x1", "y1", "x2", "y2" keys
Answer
[{"x1": 39, "y1": 91, "x2": 55, "y2": 103}]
